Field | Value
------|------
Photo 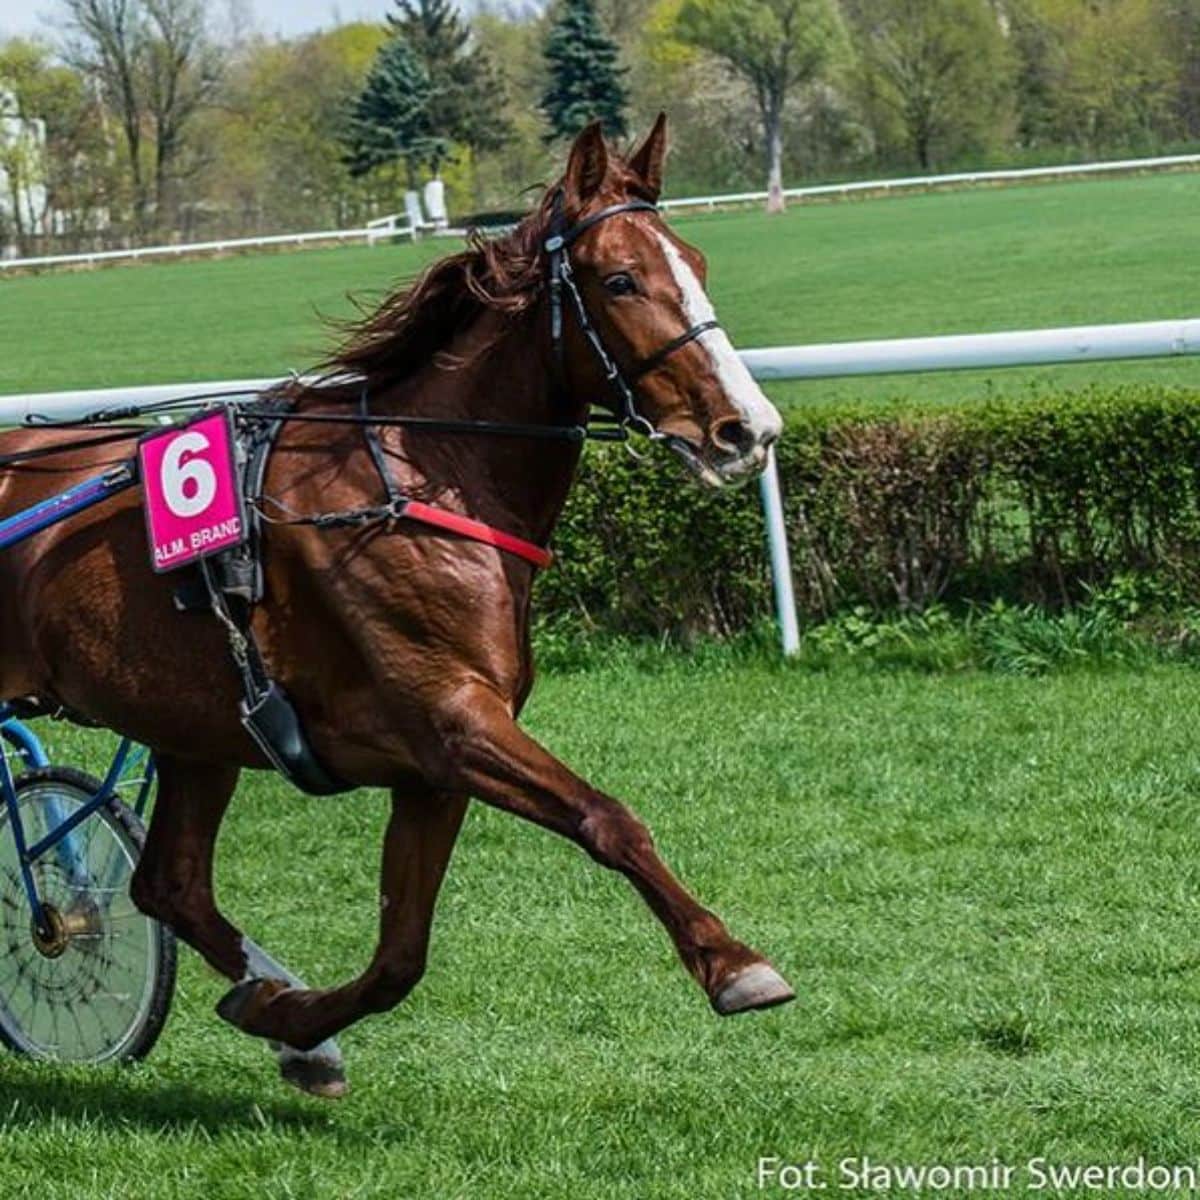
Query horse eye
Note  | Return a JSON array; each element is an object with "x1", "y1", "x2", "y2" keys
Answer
[{"x1": 603, "y1": 272, "x2": 637, "y2": 297}]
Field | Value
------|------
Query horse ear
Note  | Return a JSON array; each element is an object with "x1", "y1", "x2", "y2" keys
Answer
[
  {"x1": 628, "y1": 113, "x2": 668, "y2": 201},
  {"x1": 563, "y1": 121, "x2": 610, "y2": 203}
]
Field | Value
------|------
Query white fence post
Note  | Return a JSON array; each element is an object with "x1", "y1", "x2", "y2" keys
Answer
[{"x1": 758, "y1": 449, "x2": 800, "y2": 656}]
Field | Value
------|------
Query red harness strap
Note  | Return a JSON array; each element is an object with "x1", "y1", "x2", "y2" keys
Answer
[{"x1": 401, "y1": 500, "x2": 553, "y2": 570}]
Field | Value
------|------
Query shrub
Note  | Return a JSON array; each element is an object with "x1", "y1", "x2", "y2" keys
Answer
[{"x1": 538, "y1": 385, "x2": 1200, "y2": 637}]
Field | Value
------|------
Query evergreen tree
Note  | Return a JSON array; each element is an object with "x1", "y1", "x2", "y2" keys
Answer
[
  {"x1": 342, "y1": 34, "x2": 433, "y2": 183},
  {"x1": 541, "y1": 0, "x2": 628, "y2": 142},
  {"x1": 387, "y1": 0, "x2": 511, "y2": 173}
]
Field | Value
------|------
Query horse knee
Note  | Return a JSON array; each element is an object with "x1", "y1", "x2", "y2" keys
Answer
[
  {"x1": 578, "y1": 801, "x2": 654, "y2": 870},
  {"x1": 362, "y1": 955, "x2": 426, "y2": 1013}
]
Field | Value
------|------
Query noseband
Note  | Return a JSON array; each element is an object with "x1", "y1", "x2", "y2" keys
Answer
[{"x1": 544, "y1": 190, "x2": 721, "y2": 440}]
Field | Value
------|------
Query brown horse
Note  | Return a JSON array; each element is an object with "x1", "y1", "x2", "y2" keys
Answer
[{"x1": 0, "y1": 118, "x2": 791, "y2": 1097}]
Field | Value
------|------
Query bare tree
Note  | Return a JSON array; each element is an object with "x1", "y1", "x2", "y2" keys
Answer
[
  {"x1": 60, "y1": 0, "x2": 220, "y2": 236},
  {"x1": 61, "y1": 0, "x2": 148, "y2": 230},
  {"x1": 143, "y1": 0, "x2": 222, "y2": 229}
]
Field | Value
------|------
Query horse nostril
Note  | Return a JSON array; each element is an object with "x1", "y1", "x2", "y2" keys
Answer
[{"x1": 712, "y1": 418, "x2": 757, "y2": 457}]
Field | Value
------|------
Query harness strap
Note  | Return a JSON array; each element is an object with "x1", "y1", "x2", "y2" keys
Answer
[
  {"x1": 401, "y1": 502, "x2": 553, "y2": 570},
  {"x1": 199, "y1": 550, "x2": 350, "y2": 796},
  {"x1": 548, "y1": 199, "x2": 659, "y2": 249},
  {"x1": 0, "y1": 429, "x2": 144, "y2": 469},
  {"x1": 548, "y1": 189, "x2": 568, "y2": 396},
  {"x1": 360, "y1": 388, "x2": 404, "y2": 507},
  {"x1": 631, "y1": 319, "x2": 721, "y2": 380}
]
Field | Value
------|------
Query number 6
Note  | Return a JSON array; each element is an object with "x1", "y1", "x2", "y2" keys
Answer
[{"x1": 161, "y1": 431, "x2": 217, "y2": 519}]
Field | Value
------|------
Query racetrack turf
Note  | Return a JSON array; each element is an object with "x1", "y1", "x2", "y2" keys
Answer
[{"x1": 5, "y1": 654, "x2": 1200, "y2": 1197}]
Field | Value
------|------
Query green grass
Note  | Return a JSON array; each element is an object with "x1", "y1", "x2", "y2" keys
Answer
[
  {"x1": 7, "y1": 654, "x2": 1200, "y2": 1197},
  {"x1": 1, "y1": 170, "x2": 1198, "y2": 408}
]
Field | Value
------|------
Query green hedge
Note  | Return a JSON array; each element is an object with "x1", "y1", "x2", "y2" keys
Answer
[{"x1": 539, "y1": 386, "x2": 1200, "y2": 636}]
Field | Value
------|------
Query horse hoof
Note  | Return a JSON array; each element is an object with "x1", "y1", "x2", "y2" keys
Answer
[
  {"x1": 712, "y1": 963, "x2": 796, "y2": 1016},
  {"x1": 216, "y1": 977, "x2": 285, "y2": 1031},
  {"x1": 216, "y1": 980, "x2": 261, "y2": 1028},
  {"x1": 280, "y1": 1055, "x2": 350, "y2": 1100}
]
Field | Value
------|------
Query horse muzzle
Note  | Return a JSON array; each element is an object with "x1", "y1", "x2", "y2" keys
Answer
[
  {"x1": 665, "y1": 434, "x2": 774, "y2": 489},
  {"x1": 666, "y1": 407, "x2": 782, "y2": 489}
]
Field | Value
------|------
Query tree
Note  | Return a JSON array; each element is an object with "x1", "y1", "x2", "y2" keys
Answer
[
  {"x1": 843, "y1": 0, "x2": 1013, "y2": 170},
  {"x1": 142, "y1": 0, "x2": 223, "y2": 230},
  {"x1": 342, "y1": 33, "x2": 433, "y2": 186},
  {"x1": 1037, "y1": 0, "x2": 1176, "y2": 151},
  {"x1": 1165, "y1": 0, "x2": 1200, "y2": 138},
  {"x1": 59, "y1": 0, "x2": 220, "y2": 234},
  {"x1": 1004, "y1": 0, "x2": 1062, "y2": 149},
  {"x1": 541, "y1": 0, "x2": 628, "y2": 142},
  {"x1": 209, "y1": 23, "x2": 388, "y2": 235},
  {"x1": 673, "y1": 0, "x2": 843, "y2": 213},
  {"x1": 387, "y1": 0, "x2": 510, "y2": 172}
]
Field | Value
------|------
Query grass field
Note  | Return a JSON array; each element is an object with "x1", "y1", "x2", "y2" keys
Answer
[
  {"x1": 1, "y1": 169, "x2": 1198, "y2": 408},
  {"x1": 7, "y1": 654, "x2": 1200, "y2": 1197}
]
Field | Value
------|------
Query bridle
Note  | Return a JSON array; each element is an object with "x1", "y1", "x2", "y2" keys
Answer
[{"x1": 544, "y1": 188, "x2": 721, "y2": 441}]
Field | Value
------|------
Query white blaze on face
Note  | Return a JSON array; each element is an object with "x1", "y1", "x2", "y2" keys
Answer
[{"x1": 654, "y1": 231, "x2": 783, "y2": 448}]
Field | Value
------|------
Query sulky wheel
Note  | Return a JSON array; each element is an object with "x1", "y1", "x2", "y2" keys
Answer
[{"x1": 0, "y1": 767, "x2": 176, "y2": 1063}]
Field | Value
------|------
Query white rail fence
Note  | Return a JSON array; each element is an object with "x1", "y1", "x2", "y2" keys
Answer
[
  {"x1": 2, "y1": 315, "x2": 1199, "y2": 653},
  {"x1": 4, "y1": 151, "x2": 1198, "y2": 273},
  {"x1": 658, "y1": 151, "x2": 1200, "y2": 212},
  {"x1": 0, "y1": 226, "x2": 410, "y2": 272}
]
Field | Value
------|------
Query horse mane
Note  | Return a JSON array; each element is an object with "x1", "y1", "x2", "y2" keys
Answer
[{"x1": 319, "y1": 189, "x2": 560, "y2": 393}]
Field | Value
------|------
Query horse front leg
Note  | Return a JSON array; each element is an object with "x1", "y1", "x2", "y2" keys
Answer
[
  {"x1": 215, "y1": 786, "x2": 468, "y2": 1054},
  {"x1": 131, "y1": 756, "x2": 348, "y2": 1098},
  {"x1": 434, "y1": 683, "x2": 794, "y2": 1015}
]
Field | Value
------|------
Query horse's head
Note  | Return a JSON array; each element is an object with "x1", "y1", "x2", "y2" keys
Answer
[{"x1": 551, "y1": 116, "x2": 783, "y2": 487}]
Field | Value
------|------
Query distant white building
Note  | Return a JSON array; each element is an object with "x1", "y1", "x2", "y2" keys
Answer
[{"x1": 0, "y1": 87, "x2": 49, "y2": 254}]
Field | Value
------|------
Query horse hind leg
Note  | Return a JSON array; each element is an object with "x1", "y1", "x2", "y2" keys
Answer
[
  {"x1": 130, "y1": 755, "x2": 348, "y2": 1098},
  {"x1": 214, "y1": 785, "x2": 468, "y2": 1054}
]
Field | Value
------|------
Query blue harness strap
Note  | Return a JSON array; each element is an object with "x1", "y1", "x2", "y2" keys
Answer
[{"x1": 0, "y1": 464, "x2": 137, "y2": 552}]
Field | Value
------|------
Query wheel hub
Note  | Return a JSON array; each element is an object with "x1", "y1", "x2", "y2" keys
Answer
[{"x1": 30, "y1": 903, "x2": 68, "y2": 959}]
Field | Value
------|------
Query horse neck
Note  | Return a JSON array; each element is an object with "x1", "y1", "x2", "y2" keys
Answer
[{"x1": 373, "y1": 306, "x2": 586, "y2": 546}]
